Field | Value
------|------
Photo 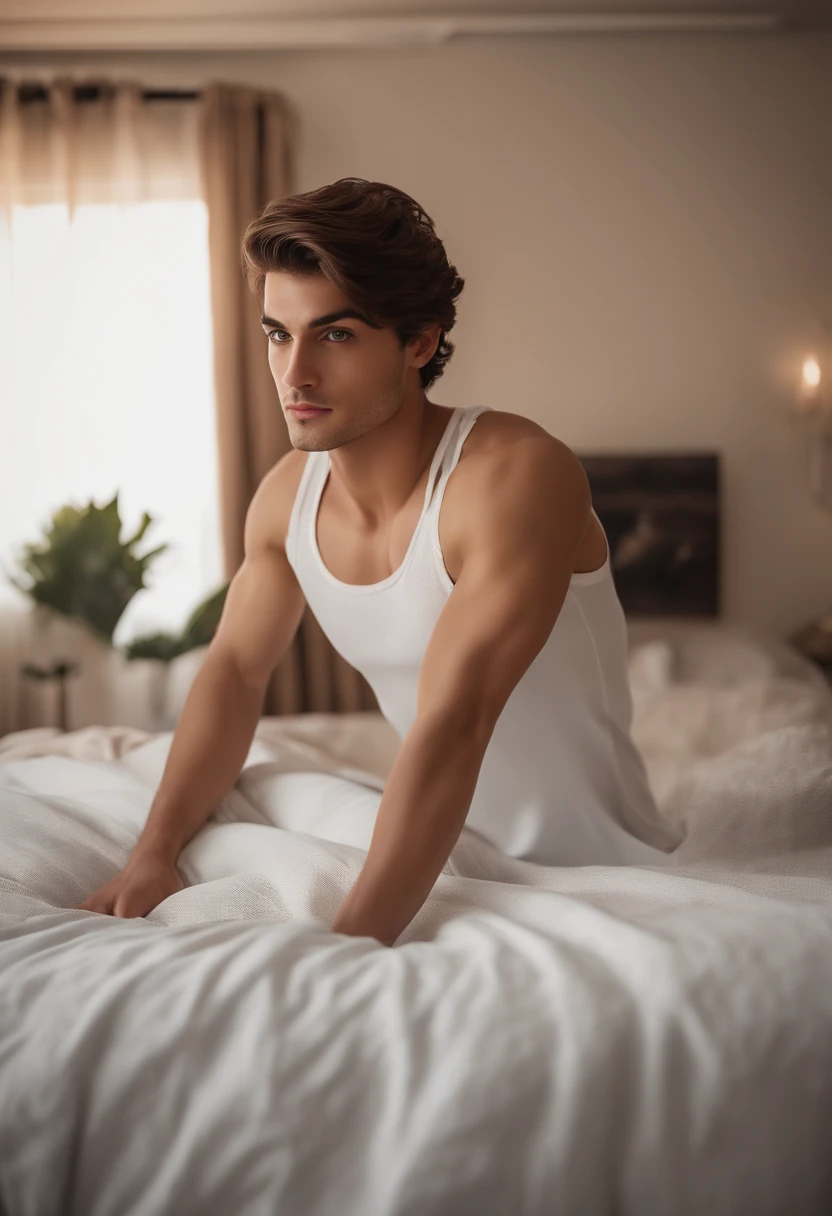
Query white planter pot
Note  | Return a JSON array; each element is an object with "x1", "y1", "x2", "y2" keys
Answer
[{"x1": 12, "y1": 606, "x2": 207, "y2": 733}]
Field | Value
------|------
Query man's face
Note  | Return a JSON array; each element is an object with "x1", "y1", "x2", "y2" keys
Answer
[{"x1": 260, "y1": 271, "x2": 431, "y2": 452}]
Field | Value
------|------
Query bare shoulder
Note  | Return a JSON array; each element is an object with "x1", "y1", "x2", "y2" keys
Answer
[
  {"x1": 451, "y1": 408, "x2": 587, "y2": 493},
  {"x1": 438, "y1": 409, "x2": 591, "y2": 578},
  {"x1": 245, "y1": 447, "x2": 310, "y2": 555}
]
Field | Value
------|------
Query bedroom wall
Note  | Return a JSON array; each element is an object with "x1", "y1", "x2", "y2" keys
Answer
[{"x1": 3, "y1": 29, "x2": 831, "y2": 640}]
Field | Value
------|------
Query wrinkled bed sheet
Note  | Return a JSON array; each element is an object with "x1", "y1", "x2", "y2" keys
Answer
[{"x1": 2, "y1": 681, "x2": 832, "y2": 1216}]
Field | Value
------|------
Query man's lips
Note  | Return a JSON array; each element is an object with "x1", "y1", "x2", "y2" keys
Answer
[{"x1": 286, "y1": 405, "x2": 332, "y2": 419}]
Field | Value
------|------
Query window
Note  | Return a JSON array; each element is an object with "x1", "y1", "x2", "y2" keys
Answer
[{"x1": 0, "y1": 197, "x2": 223, "y2": 649}]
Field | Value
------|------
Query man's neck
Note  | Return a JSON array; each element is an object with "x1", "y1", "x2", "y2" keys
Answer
[{"x1": 326, "y1": 400, "x2": 453, "y2": 525}]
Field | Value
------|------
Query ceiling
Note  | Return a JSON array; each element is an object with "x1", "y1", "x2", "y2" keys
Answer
[
  {"x1": 0, "y1": 1, "x2": 828, "y2": 18},
  {"x1": 0, "y1": 0, "x2": 829, "y2": 53}
]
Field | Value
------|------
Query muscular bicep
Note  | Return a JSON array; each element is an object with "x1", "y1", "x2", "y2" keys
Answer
[
  {"x1": 209, "y1": 465, "x2": 306, "y2": 691},
  {"x1": 415, "y1": 438, "x2": 591, "y2": 736}
]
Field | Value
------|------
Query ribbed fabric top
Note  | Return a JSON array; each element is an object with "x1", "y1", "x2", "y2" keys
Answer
[{"x1": 286, "y1": 405, "x2": 682, "y2": 866}]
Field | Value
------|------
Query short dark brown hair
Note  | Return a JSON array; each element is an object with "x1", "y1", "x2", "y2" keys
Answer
[{"x1": 241, "y1": 177, "x2": 465, "y2": 391}]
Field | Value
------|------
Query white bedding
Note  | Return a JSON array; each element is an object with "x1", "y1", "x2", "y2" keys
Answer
[{"x1": 2, "y1": 633, "x2": 832, "y2": 1214}]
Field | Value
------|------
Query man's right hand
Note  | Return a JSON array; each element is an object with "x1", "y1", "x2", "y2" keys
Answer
[{"x1": 73, "y1": 850, "x2": 185, "y2": 919}]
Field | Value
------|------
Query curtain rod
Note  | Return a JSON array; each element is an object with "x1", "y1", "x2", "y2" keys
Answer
[{"x1": 0, "y1": 82, "x2": 200, "y2": 103}]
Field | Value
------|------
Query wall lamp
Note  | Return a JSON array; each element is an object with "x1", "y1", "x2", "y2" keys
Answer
[{"x1": 793, "y1": 341, "x2": 832, "y2": 506}]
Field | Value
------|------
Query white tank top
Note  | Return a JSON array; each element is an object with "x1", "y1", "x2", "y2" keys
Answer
[{"x1": 286, "y1": 405, "x2": 682, "y2": 867}]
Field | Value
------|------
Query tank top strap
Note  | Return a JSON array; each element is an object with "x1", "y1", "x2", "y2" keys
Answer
[
  {"x1": 420, "y1": 406, "x2": 466, "y2": 513},
  {"x1": 285, "y1": 447, "x2": 325, "y2": 569},
  {"x1": 428, "y1": 404, "x2": 493, "y2": 506}
]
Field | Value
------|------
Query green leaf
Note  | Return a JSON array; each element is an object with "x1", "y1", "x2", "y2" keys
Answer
[
  {"x1": 123, "y1": 630, "x2": 185, "y2": 662},
  {"x1": 179, "y1": 583, "x2": 229, "y2": 651},
  {"x1": 7, "y1": 495, "x2": 171, "y2": 644}
]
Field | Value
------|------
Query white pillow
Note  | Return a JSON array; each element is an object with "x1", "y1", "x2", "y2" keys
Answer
[{"x1": 626, "y1": 618, "x2": 827, "y2": 689}]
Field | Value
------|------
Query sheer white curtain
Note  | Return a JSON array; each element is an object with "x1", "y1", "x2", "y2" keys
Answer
[{"x1": 0, "y1": 77, "x2": 222, "y2": 732}]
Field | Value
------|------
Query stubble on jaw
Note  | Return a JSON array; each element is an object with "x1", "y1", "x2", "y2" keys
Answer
[{"x1": 283, "y1": 385, "x2": 405, "y2": 454}]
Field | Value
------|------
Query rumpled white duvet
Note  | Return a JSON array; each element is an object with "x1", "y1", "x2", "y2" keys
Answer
[{"x1": 2, "y1": 657, "x2": 832, "y2": 1215}]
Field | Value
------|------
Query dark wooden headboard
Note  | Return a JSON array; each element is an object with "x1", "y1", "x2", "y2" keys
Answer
[{"x1": 576, "y1": 452, "x2": 721, "y2": 617}]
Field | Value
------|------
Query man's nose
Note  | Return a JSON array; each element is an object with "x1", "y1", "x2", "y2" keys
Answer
[{"x1": 280, "y1": 342, "x2": 319, "y2": 390}]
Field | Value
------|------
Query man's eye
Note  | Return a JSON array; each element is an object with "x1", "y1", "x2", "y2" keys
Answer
[{"x1": 266, "y1": 329, "x2": 352, "y2": 343}]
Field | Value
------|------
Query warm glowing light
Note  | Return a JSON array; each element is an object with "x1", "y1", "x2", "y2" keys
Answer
[{"x1": 802, "y1": 356, "x2": 822, "y2": 391}]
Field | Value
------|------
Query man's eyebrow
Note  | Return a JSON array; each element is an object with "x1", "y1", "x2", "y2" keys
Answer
[{"x1": 259, "y1": 309, "x2": 378, "y2": 331}]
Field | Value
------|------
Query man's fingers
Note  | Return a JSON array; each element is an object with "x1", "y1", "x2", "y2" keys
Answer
[
  {"x1": 74, "y1": 894, "x2": 115, "y2": 915},
  {"x1": 112, "y1": 894, "x2": 138, "y2": 918}
]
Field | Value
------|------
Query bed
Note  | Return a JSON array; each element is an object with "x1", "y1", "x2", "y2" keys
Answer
[{"x1": 2, "y1": 456, "x2": 832, "y2": 1215}]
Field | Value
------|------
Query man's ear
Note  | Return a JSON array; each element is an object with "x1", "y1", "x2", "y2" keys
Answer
[{"x1": 411, "y1": 324, "x2": 442, "y2": 369}]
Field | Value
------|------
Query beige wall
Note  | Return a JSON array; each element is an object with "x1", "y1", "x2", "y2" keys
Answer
[{"x1": 3, "y1": 29, "x2": 831, "y2": 637}]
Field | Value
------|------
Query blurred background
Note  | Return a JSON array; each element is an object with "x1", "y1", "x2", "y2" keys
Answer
[{"x1": 1, "y1": 0, "x2": 831, "y2": 737}]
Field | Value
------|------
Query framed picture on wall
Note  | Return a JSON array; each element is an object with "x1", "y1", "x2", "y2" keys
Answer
[{"x1": 577, "y1": 452, "x2": 720, "y2": 617}]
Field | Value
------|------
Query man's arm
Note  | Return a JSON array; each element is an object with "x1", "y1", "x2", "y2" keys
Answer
[
  {"x1": 134, "y1": 460, "x2": 307, "y2": 862},
  {"x1": 75, "y1": 456, "x2": 307, "y2": 916},
  {"x1": 330, "y1": 435, "x2": 592, "y2": 946}
]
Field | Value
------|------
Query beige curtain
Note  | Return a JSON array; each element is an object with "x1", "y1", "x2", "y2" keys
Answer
[
  {"x1": 0, "y1": 76, "x2": 204, "y2": 211},
  {"x1": 196, "y1": 83, "x2": 378, "y2": 717}
]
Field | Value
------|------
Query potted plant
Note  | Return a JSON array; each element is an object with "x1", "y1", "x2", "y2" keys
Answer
[
  {"x1": 6, "y1": 492, "x2": 169, "y2": 730},
  {"x1": 7, "y1": 492, "x2": 230, "y2": 732}
]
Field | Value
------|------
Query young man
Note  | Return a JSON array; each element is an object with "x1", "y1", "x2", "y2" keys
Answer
[{"x1": 76, "y1": 179, "x2": 680, "y2": 945}]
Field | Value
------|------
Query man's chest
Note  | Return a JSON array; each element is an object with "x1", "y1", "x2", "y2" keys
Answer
[{"x1": 314, "y1": 471, "x2": 467, "y2": 588}]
